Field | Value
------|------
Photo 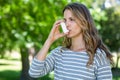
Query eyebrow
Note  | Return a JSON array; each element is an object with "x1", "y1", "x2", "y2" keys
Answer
[{"x1": 63, "y1": 17, "x2": 74, "y2": 20}]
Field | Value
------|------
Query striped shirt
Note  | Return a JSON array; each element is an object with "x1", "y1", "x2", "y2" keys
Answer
[{"x1": 29, "y1": 46, "x2": 112, "y2": 80}]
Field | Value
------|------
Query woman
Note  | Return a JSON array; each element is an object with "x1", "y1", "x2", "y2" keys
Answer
[{"x1": 29, "y1": 3, "x2": 113, "y2": 80}]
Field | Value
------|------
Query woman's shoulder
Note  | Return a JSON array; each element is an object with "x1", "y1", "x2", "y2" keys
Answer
[
  {"x1": 50, "y1": 46, "x2": 63, "y2": 53},
  {"x1": 95, "y1": 48, "x2": 106, "y2": 56},
  {"x1": 94, "y1": 48, "x2": 110, "y2": 66}
]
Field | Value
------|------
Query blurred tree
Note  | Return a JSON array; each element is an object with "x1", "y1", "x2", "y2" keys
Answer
[
  {"x1": 0, "y1": 0, "x2": 67, "y2": 80},
  {"x1": 100, "y1": 7, "x2": 120, "y2": 68}
]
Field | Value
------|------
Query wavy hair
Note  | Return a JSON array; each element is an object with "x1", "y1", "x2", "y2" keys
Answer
[{"x1": 62, "y1": 3, "x2": 113, "y2": 66}]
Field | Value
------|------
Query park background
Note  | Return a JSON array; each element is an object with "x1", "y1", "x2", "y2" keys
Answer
[{"x1": 0, "y1": 0, "x2": 120, "y2": 80}]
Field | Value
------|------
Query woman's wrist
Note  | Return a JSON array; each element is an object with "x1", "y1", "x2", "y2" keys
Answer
[{"x1": 45, "y1": 38, "x2": 53, "y2": 47}]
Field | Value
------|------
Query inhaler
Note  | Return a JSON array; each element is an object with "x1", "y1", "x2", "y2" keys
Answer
[{"x1": 60, "y1": 22, "x2": 69, "y2": 33}]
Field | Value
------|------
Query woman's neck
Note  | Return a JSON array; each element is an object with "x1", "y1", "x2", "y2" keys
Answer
[{"x1": 70, "y1": 35, "x2": 86, "y2": 52}]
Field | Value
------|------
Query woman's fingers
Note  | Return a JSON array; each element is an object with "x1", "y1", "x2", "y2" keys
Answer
[{"x1": 47, "y1": 20, "x2": 66, "y2": 42}]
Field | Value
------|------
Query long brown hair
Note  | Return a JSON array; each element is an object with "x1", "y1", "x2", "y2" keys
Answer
[{"x1": 63, "y1": 3, "x2": 113, "y2": 66}]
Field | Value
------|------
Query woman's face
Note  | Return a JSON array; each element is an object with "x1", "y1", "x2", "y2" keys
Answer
[{"x1": 63, "y1": 9, "x2": 82, "y2": 38}]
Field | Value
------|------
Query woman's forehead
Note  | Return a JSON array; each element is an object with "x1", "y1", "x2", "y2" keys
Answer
[{"x1": 63, "y1": 9, "x2": 75, "y2": 18}]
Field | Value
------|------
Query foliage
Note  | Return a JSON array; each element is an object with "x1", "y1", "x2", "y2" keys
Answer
[
  {"x1": 100, "y1": 7, "x2": 120, "y2": 51},
  {"x1": 0, "y1": 0, "x2": 65, "y2": 52},
  {"x1": 89, "y1": 1, "x2": 120, "y2": 52}
]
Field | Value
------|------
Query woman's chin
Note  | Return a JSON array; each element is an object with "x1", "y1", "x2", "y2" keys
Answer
[{"x1": 66, "y1": 34, "x2": 73, "y2": 38}]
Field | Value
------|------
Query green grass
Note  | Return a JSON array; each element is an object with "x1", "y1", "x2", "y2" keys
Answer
[
  {"x1": 0, "y1": 70, "x2": 20, "y2": 80},
  {"x1": 0, "y1": 59, "x2": 21, "y2": 80},
  {"x1": 0, "y1": 58, "x2": 54, "y2": 80},
  {"x1": 0, "y1": 51, "x2": 54, "y2": 80}
]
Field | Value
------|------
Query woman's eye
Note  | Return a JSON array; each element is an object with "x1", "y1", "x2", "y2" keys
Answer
[
  {"x1": 70, "y1": 18, "x2": 75, "y2": 21},
  {"x1": 63, "y1": 19, "x2": 66, "y2": 22}
]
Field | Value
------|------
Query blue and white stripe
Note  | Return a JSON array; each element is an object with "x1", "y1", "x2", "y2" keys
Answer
[{"x1": 29, "y1": 46, "x2": 112, "y2": 80}]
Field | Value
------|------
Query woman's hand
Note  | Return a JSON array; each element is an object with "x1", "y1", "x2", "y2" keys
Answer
[{"x1": 47, "y1": 20, "x2": 66, "y2": 43}]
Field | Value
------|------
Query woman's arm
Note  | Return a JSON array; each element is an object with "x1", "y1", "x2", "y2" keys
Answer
[
  {"x1": 94, "y1": 49, "x2": 112, "y2": 80},
  {"x1": 36, "y1": 20, "x2": 65, "y2": 61},
  {"x1": 29, "y1": 20, "x2": 66, "y2": 78},
  {"x1": 96, "y1": 64, "x2": 112, "y2": 80}
]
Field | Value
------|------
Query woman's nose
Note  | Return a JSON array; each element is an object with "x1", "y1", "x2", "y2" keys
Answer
[{"x1": 65, "y1": 21, "x2": 70, "y2": 29}]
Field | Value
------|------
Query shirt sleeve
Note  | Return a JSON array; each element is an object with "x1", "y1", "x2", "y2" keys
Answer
[
  {"x1": 28, "y1": 46, "x2": 61, "y2": 78},
  {"x1": 94, "y1": 49, "x2": 112, "y2": 80}
]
